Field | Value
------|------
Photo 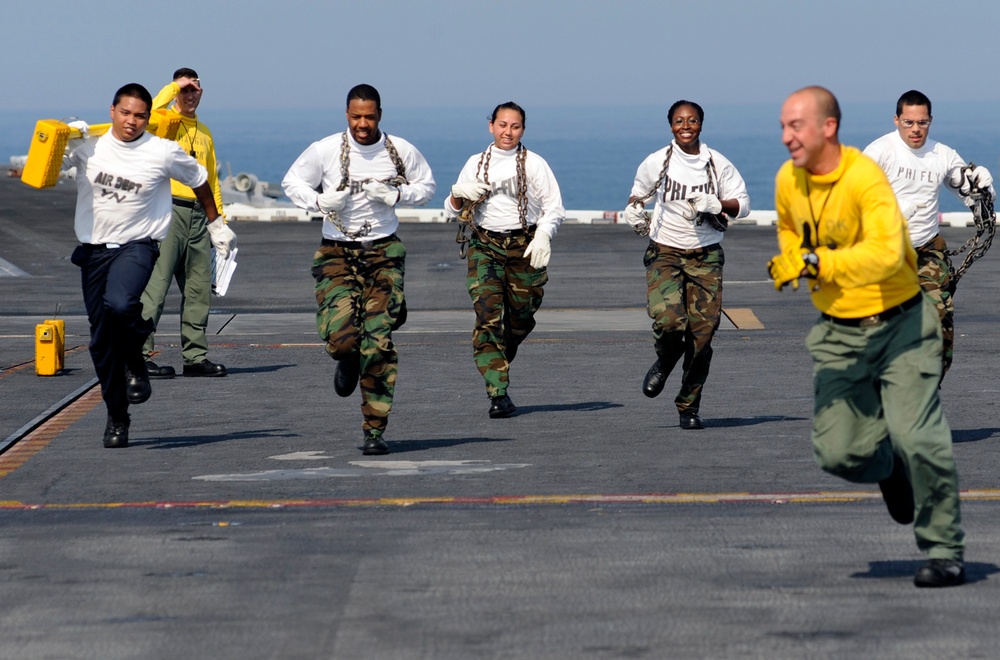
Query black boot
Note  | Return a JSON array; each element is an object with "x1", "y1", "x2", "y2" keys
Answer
[
  {"x1": 878, "y1": 453, "x2": 914, "y2": 525},
  {"x1": 489, "y1": 394, "x2": 517, "y2": 419},
  {"x1": 914, "y1": 559, "x2": 965, "y2": 588},
  {"x1": 125, "y1": 368, "x2": 151, "y2": 404},
  {"x1": 362, "y1": 431, "x2": 389, "y2": 455},
  {"x1": 334, "y1": 353, "x2": 361, "y2": 397},
  {"x1": 642, "y1": 359, "x2": 667, "y2": 398},
  {"x1": 103, "y1": 414, "x2": 130, "y2": 448}
]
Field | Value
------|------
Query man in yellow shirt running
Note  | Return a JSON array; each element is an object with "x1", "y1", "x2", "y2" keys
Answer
[{"x1": 769, "y1": 86, "x2": 965, "y2": 588}]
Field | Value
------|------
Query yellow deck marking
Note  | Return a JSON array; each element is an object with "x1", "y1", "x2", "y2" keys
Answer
[
  {"x1": 1, "y1": 490, "x2": 999, "y2": 511},
  {"x1": 723, "y1": 308, "x2": 764, "y2": 330},
  {"x1": 0, "y1": 386, "x2": 102, "y2": 478}
]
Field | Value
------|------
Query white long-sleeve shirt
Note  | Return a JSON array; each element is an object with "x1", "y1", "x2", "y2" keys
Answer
[
  {"x1": 444, "y1": 144, "x2": 565, "y2": 240},
  {"x1": 863, "y1": 131, "x2": 966, "y2": 249},
  {"x1": 282, "y1": 131, "x2": 435, "y2": 241},
  {"x1": 64, "y1": 131, "x2": 207, "y2": 244},
  {"x1": 630, "y1": 140, "x2": 750, "y2": 250}
]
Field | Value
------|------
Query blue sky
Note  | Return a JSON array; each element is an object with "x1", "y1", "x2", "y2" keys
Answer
[{"x1": 3, "y1": 0, "x2": 1000, "y2": 112}]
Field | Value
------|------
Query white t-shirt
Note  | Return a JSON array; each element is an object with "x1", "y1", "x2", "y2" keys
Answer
[
  {"x1": 630, "y1": 141, "x2": 750, "y2": 250},
  {"x1": 66, "y1": 131, "x2": 207, "y2": 244},
  {"x1": 863, "y1": 131, "x2": 965, "y2": 249},
  {"x1": 444, "y1": 144, "x2": 566, "y2": 240},
  {"x1": 282, "y1": 131, "x2": 436, "y2": 241}
]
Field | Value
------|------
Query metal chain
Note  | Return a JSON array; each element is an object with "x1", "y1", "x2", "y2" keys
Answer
[
  {"x1": 454, "y1": 143, "x2": 528, "y2": 256},
  {"x1": 455, "y1": 143, "x2": 494, "y2": 258},
  {"x1": 697, "y1": 156, "x2": 729, "y2": 232},
  {"x1": 628, "y1": 146, "x2": 673, "y2": 236},
  {"x1": 324, "y1": 132, "x2": 408, "y2": 240},
  {"x1": 947, "y1": 162, "x2": 996, "y2": 285},
  {"x1": 515, "y1": 143, "x2": 529, "y2": 231}
]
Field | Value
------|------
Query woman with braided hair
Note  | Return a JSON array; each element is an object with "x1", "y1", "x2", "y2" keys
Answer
[
  {"x1": 622, "y1": 100, "x2": 750, "y2": 430},
  {"x1": 446, "y1": 102, "x2": 566, "y2": 418}
]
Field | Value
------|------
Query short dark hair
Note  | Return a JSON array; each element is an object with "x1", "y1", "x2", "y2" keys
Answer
[
  {"x1": 896, "y1": 89, "x2": 932, "y2": 117},
  {"x1": 490, "y1": 101, "x2": 526, "y2": 126},
  {"x1": 668, "y1": 100, "x2": 705, "y2": 124},
  {"x1": 112, "y1": 83, "x2": 152, "y2": 112},
  {"x1": 346, "y1": 84, "x2": 381, "y2": 110},
  {"x1": 173, "y1": 67, "x2": 199, "y2": 81}
]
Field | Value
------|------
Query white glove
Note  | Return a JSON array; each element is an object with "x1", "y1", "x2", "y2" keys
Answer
[
  {"x1": 363, "y1": 180, "x2": 400, "y2": 207},
  {"x1": 67, "y1": 120, "x2": 89, "y2": 138},
  {"x1": 688, "y1": 191, "x2": 723, "y2": 215},
  {"x1": 898, "y1": 200, "x2": 917, "y2": 220},
  {"x1": 207, "y1": 220, "x2": 237, "y2": 261},
  {"x1": 623, "y1": 204, "x2": 648, "y2": 229},
  {"x1": 451, "y1": 181, "x2": 491, "y2": 201},
  {"x1": 522, "y1": 232, "x2": 551, "y2": 269},
  {"x1": 317, "y1": 189, "x2": 350, "y2": 214},
  {"x1": 966, "y1": 165, "x2": 994, "y2": 195}
]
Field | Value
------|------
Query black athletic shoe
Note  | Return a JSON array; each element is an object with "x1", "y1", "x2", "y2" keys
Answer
[
  {"x1": 488, "y1": 394, "x2": 517, "y2": 419},
  {"x1": 103, "y1": 415, "x2": 130, "y2": 448},
  {"x1": 125, "y1": 369, "x2": 151, "y2": 404},
  {"x1": 679, "y1": 413, "x2": 704, "y2": 430},
  {"x1": 334, "y1": 353, "x2": 360, "y2": 397},
  {"x1": 642, "y1": 359, "x2": 667, "y2": 398},
  {"x1": 878, "y1": 453, "x2": 914, "y2": 525},
  {"x1": 914, "y1": 559, "x2": 965, "y2": 588},
  {"x1": 146, "y1": 361, "x2": 176, "y2": 379},
  {"x1": 362, "y1": 432, "x2": 389, "y2": 455},
  {"x1": 182, "y1": 359, "x2": 228, "y2": 377}
]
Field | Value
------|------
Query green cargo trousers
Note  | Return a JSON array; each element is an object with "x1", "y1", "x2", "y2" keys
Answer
[
  {"x1": 140, "y1": 201, "x2": 212, "y2": 365},
  {"x1": 805, "y1": 294, "x2": 964, "y2": 560}
]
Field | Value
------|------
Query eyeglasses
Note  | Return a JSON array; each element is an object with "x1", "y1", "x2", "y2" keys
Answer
[
  {"x1": 672, "y1": 117, "x2": 701, "y2": 127},
  {"x1": 898, "y1": 118, "x2": 931, "y2": 129}
]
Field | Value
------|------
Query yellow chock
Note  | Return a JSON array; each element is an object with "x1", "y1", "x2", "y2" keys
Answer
[
  {"x1": 45, "y1": 319, "x2": 65, "y2": 372},
  {"x1": 35, "y1": 322, "x2": 62, "y2": 376}
]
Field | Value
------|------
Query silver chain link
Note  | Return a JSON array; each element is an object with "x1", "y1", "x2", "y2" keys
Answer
[
  {"x1": 455, "y1": 143, "x2": 529, "y2": 256},
  {"x1": 947, "y1": 162, "x2": 996, "y2": 284},
  {"x1": 629, "y1": 146, "x2": 727, "y2": 235},
  {"x1": 324, "y1": 132, "x2": 408, "y2": 239},
  {"x1": 628, "y1": 146, "x2": 673, "y2": 236}
]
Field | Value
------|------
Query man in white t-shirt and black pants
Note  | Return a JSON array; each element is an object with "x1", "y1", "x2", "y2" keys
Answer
[
  {"x1": 864, "y1": 90, "x2": 995, "y2": 378},
  {"x1": 63, "y1": 83, "x2": 230, "y2": 448}
]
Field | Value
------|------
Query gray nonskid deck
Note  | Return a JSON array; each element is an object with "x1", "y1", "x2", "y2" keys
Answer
[{"x1": 1, "y1": 177, "x2": 999, "y2": 659}]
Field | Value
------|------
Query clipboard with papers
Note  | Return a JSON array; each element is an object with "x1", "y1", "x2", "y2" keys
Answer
[{"x1": 212, "y1": 247, "x2": 238, "y2": 296}]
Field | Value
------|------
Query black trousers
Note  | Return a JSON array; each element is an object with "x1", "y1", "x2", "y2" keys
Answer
[{"x1": 71, "y1": 239, "x2": 158, "y2": 420}]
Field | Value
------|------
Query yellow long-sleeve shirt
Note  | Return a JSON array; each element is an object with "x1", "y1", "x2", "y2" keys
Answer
[
  {"x1": 152, "y1": 82, "x2": 225, "y2": 215},
  {"x1": 775, "y1": 145, "x2": 920, "y2": 318}
]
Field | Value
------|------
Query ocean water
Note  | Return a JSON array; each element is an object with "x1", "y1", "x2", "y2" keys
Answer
[{"x1": 5, "y1": 103, "x2": 1000, "y2": 213}]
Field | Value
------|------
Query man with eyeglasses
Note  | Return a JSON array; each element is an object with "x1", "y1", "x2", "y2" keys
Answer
[
  {"x1": 140, "y1": 67, "x2": 237, "y2": 380},
  {"x1": 863, "y1": 89, "x2": 994, "y2": 378}
]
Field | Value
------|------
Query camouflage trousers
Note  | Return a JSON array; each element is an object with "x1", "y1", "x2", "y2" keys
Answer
[
  {"x1": 466, "y1": 228, "x2": 548, "y2": 397},
  {"x1": 311, "y1": 236, "x2": 406, "y2": 435},
  {"x1": 644, "y1": 241, "x2": 725, "y2": 415},
  {"x1": 916, "y1": 234, "x2": 955, "y2": 377}
]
